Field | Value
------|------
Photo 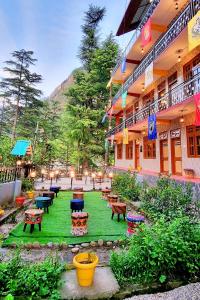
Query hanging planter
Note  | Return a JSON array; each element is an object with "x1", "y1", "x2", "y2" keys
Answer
[
  {"x1": 73, "y1": 253, "x2": 99, "y2": 287},
  {"x1": 15, "y1": 196, "x2": 26, "y2": 207}
]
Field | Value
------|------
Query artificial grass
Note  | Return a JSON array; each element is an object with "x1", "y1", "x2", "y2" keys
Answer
[{"x1": 4, "y1": 191, "x2": 127, "y2": 246}]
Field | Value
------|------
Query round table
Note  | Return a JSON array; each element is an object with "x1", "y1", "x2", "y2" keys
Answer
[
  {"x1": 71, "y1": 212, "x2": 88, "y2": 236},
  {"x1": 107, "y1": 194, "x2": 118, "y2": 208},
  {"x1": 42, "y1": 191, "x2": 55, "y2": 205},
  {"x1": 126, "y1": 213, "x2": 145, "y2": 236},
  {"x1": 101, "y1": 189, "x2": 111, "y2": 200},
  {"x1": 35, "y1": 196, "x2": 51, "y2": 213},
  {"x1": 73, "y1": 192, "x2": 84, "y2": 200},
  {"x1": 23, "y1": 209, "x2": 44, "y2": 233},
  {"x1": 50, "y1": 186, "x2": 60, "y2": 197},
  {"x1": 111, "y1": 202, "x2": 126, "y2": 222},
  {"x1": 70, "y1": 199, "x2": 84, "y2": 212}
]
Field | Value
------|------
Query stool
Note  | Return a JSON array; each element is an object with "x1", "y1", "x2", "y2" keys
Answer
[
  {"x1": 50, "y1": 186, "x2": 60, "y2": 197},
  {"x1": 126, "y1": 213, "x2": 145, "y2": 236},
  {"x1": 23, "y1": 209, "x2": 43, "y2": 233},
  {"x1": 73, "y1": 187, "x2": 83, "y2": 192},
  {"x1": 107, "y1": 194, "x2": 118, "y2": 208},
  {"x1": 71, "y1": 212, "x2": 88, "y2": 236},
  {"x1": 35, "y1": 196, "x2": 51, "y2": 213},
  {"x1": 70, "y1": 199, "x2": 84, "y2": 212},
  {"x1": 111, "y1": 202, "x2": 126, "y2": 222},
  {"x1": 101, "y1": 189, "x2": 111, "y2": 200},
  {"x1": 73, "y1": 192, "x2": 84, "y2": 200},
  {"x1": 43, "y1": 191, "x2": 55, "y2": 205}
]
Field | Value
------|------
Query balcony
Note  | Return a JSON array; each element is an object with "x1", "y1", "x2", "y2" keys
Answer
[
  {"x1": 111, "y1": 0, "x2": 200, "y2": 107},
  {"x1": 106, "y1": 72, "x2": 200, "y2": 138}
]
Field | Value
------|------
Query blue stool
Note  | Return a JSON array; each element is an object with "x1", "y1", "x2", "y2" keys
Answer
[
  {"x1": 70, "y1": 199, "x2": 84, "y2": 212},
  {"x1": 35, "y1": 196, "x2": 51, "y2": 213},
  {"x1": 50, "y1": 186, "x2": 60, "y2": 197}
]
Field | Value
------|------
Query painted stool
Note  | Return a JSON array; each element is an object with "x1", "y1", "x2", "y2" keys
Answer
[
  {"x1": 23, "y1": 209, "x2": 43, "y2": 233},
  {"x1": 50, "y1": 186, "x2": 60, "y2": 197},
  {"x1": 70, "y1": 199, "x2": 84, "y2": 212},
  {"x1": 126, "y1": 213, "x2": 145, "y2": 236},
  {"x1": 71, "y1": 212, "x2": 88, "y2": 236},
  {"x1": 111, "y1": 202, "x2": 126, "y2": 222},
  {"x1": 101, "y1": 188, "x2": 111, "y2": 200},
  {"x1": 35, "y1": 196, "x2": 51, "y2": 213},
  {"x1": 107, "y1": 194, "x2": 118, "y2": 208},
  {"x1": 73, "y1": 187, "x2": 83, "y2": 192},
  {"x1": 43, "y1": 191, "x2": 55, "y2": 205},
  {"x1": 73, "y1": 192, "x2": 84, "y2": 200}
]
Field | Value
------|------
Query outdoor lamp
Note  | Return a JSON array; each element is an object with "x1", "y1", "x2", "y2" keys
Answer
[
  {"x1": 108, "y1": 172, "x2": 113, "y2": 188},
  {"x1": 16, "y1": 160, "x2": 22, "y2": 166},
  {"x1": 84, "y1": 170, "x2": 89, "y2": 184},
  {"x1": 30, "y1": 170, "x2": 36, "y2": 179},
  {"x1": 91, "y1": 173, "x2": 96, "y2": 190},
  {"x1": 41, "y1": 168, "x2": 46, "y2": 182},
  {"x1": 55, "y1": 170, "x2": 59, "y2": 182},
  {"x1": 50, "y1": 171, "x2": 54, "y2": 186},
  {"x1": 70, "y1": 171, "x2": 75, "y2": 190}
]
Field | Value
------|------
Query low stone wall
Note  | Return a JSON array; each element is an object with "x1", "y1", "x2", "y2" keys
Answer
[{"x1": 0, "y1": 180, "x2": 22, "y2": 206}]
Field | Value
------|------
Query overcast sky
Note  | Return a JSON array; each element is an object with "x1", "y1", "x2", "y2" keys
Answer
[{"x1": 0, "y1": 0, "x2": 132, "y2": 97}]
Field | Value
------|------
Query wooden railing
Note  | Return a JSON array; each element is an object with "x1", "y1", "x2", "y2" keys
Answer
[
  {"x1": 111, "y1": 0, "x2": 200, "y2": 106},
  {"x1": 106, "y1": 72, "x2": 200, "y2": 137},
  {"x1": 0, "y1": 167, "x2": 22, "y2": 183}
]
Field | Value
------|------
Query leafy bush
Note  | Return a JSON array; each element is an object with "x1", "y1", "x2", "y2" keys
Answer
[
  {"x1": 0, "y1": 251, "x2": 64, "y2": 299},
  {"x1": 21, "y1": 178, "x2": 34, "y2": 192},
  {"x1": 140, "y1": 176, "x2": 198, "y2": 221},
  {"x1": 110, "y1": 217, "x2": 200, "y2": 286},
  {"x1": 112, "y1": 172, "x2": 141, "y2": 201}
]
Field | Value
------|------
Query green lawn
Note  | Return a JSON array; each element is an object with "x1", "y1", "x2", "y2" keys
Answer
[{"x1": 4, "y1": 191, "x2": 127, "y2": 246}]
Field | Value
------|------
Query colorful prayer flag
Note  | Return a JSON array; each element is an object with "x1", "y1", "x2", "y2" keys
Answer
[
  {"x1": 122, "y1": 91, "x2": 127, "y2": 108},
  {"x1": 123, "y1": 128, "x2": 129, "y2": 144},
  {"x1": 188, "y1": 11, "x2": 200, "y2": 52},
  {"x1": 145, "y1": 62, "x2": 153, "y2": 88},
  {"x1": 121, "y1": 57, "x2": 126, "y2": 73},
  {"x1": 194, "y1": 92, "x2": 200, "y2": 126},
  {"x1": 141, "y1": 18, "x2": 152, "y2": 47},
  {"x1": 148, "y1": 114, "x2": 157, "y2": 140}
]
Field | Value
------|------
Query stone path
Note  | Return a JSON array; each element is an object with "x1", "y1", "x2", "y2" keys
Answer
[
  {"x1": 60, "y1": 267, "x2": 119, "y2": 300},
  {"x1": 34, "y1": 176, "x2": 111, "y2": 191},
  {"x1": 125, "y1": 282, "x2": 200, "y2": 300}
]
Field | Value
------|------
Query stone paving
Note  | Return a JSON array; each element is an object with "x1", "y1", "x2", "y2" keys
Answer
[
  {"x1": 34, "y1": 176, "x2": 111, "y2": 191},
  {"x1": 125, "y1": 282, "x2": 200, "y2": 300}
]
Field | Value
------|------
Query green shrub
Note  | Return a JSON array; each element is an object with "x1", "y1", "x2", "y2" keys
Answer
[
  {"x1": 0, "y1": 251, "x2": 64, "y2": 299},
  {"x1": 112, "y1": 172, "x2": 141, "y2": 201},
  {"x1": 21, "y1": 178, "x2": 34, "y2": 192},
  {"x1": 140, "y1": 176, "x2": 198, "y2": 221},
  {"x1": 110, "y1": 217, "x2": 200, "y2": 286}
]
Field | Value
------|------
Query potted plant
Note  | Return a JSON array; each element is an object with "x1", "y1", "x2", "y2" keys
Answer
[
  {"x1": 21, "y1": 178, "x2": 34, "y2": 199},
  {"x1": 73, "y1": 252, "x2": 99, "y2": 287},
  {"x1": 15, "y1": 196, "x2": 26, "y2": 207}
]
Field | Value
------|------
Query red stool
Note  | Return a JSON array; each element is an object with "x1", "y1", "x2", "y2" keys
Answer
[
  {"x1": 101, "y1": 189, "x2": 111, "y2": 200},
  {"x1": 107, "y1": 194, "x2": 118, "y2": 208},
  {"x1": 111, "y1": 202, "x2": 126, "y2": 222},
  {"x1": 73, "y1": 192, "x2": 84, "y2": 200},
  {"x1": 23, "y1": 209, "x2": 43, "y2": 233},
  {"x1": 71, "y1": 212, "x2": 88, "y2": 236}
]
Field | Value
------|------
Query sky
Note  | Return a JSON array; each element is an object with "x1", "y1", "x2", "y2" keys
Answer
[{"x1": 0, "y1": 0, "x2": 132, "y2": 97}]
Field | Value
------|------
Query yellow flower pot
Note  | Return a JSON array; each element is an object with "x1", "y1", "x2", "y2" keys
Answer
[
  {"x1": 0, "y1": 209, "x2": 5, "y2": 217},
  {"x1": 73, "y1": 253, "x2": 99, "y2": 287},
  {"x1": 26, "y1": 191, "x2": 34, "y2": 199}
]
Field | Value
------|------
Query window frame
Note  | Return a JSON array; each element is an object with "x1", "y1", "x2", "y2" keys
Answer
[
  {"x1": 143, "y1": 137, "x2": 156, "y2": 159},
  {"x1": 186, "y1": 125, "x2": 200, "y2": 158}
]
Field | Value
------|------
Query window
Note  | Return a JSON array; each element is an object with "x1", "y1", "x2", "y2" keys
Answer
[
  {"x1": 168, "y1": 72, "x2": 177, "y2": 90},
  {"x1": 134, "y1": 101, "x2": 139, "y2": 113},
  {"x1": 143, "y1": 90, "x2": 154, "y2": 107},
  {"x1": 126, "y1": 141, "x2": 133, "y2": 159},
  {"x1": 157, "y1": 81, "x2": 166, "y2": 98},
  {"x1": 143, "y1": 137, "x2": 156, "y2": 159},
  {"x1": 183, "y1": 53, "x2": 200, "y2": 81},
  {"x1": 187, "y1": 126, "x2": 200, "y2": 158},
  {"x1": 117, "y1": 144, "x2": 123, "y2": 159}
]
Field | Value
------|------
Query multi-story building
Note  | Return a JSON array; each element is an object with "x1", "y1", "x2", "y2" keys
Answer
[{"x1": 105, "y1": 0, "x2": 200, "y2": 186}]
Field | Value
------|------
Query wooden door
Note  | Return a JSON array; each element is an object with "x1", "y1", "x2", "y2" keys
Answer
[
  {"x1": 171, "y1": 138, "x2": 182, "y2": 175},
  {"x1": 135, "y1": 143, "x2": 140, "y2": 170},
  {"x1": 160, "y1": 140, "x2": 169, "y2": 174}
]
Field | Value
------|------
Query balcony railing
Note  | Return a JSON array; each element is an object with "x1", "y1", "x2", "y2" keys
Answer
[
  {"x1": 111, "y1": 0, "x2": 160, "y2": 78},
  {"x1": 106, "y1": 72, "x2": 200, "y2": 138},
  {"x1": 111, "y1": 0, "x2": 200, "y2": 107}
]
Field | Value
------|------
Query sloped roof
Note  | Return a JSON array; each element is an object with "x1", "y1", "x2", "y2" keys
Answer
[{"x1": 11, "y1": 140, "x2": 31, "y2": 156}]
